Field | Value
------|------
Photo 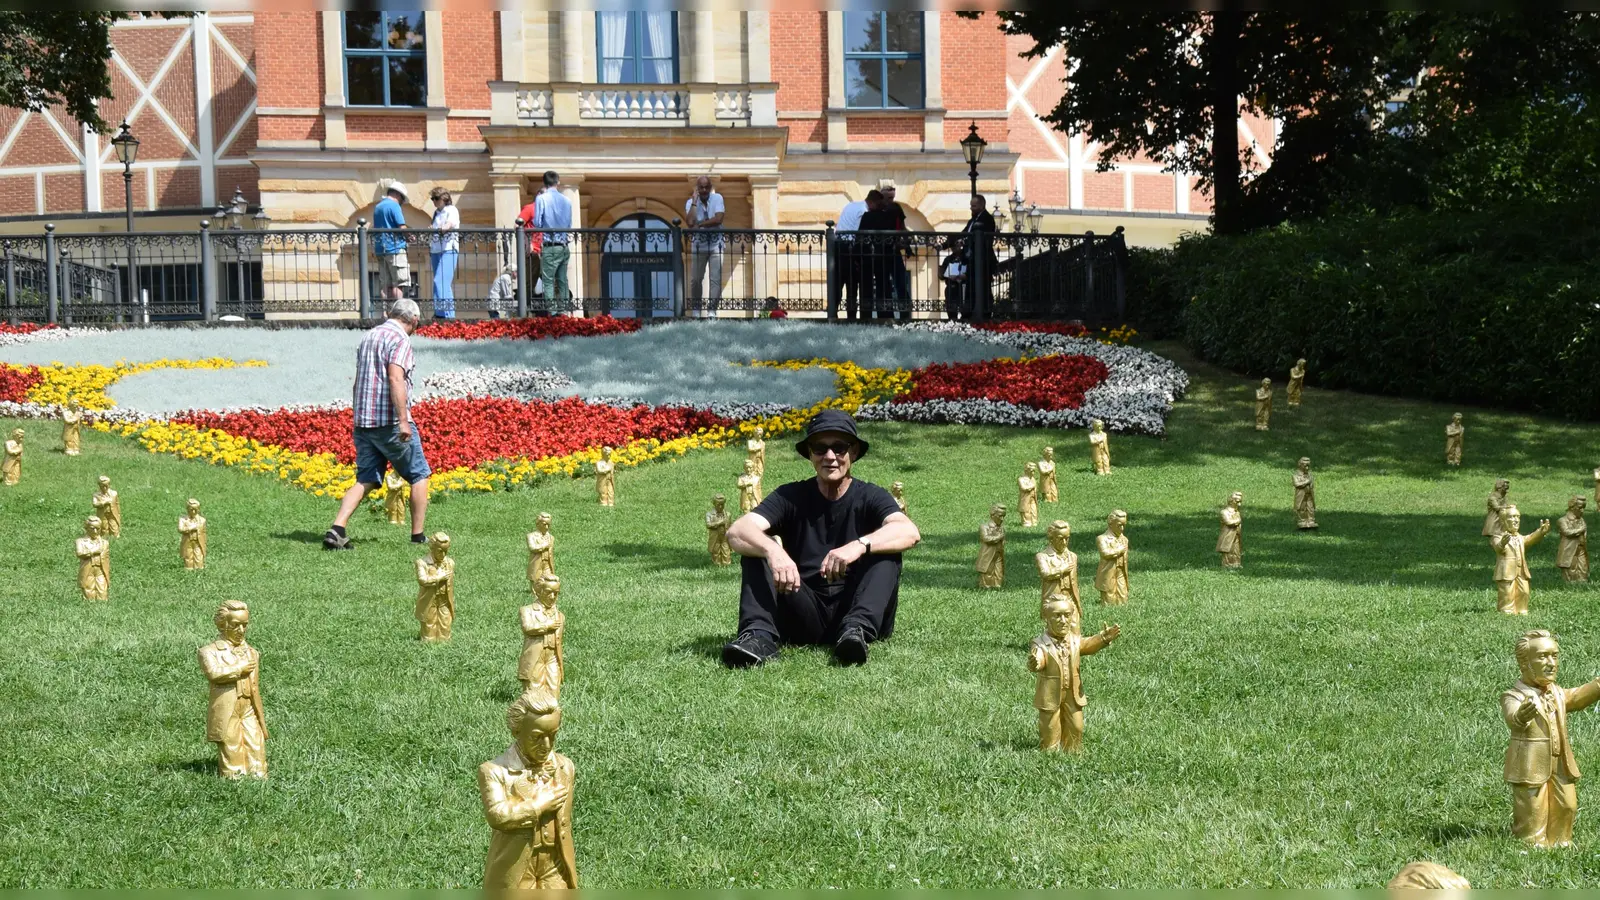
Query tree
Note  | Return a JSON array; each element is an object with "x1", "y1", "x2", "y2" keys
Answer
[
  {"x1": 965, "y1": 11, "x2": 1412, "y2": 234},
  {"x1": 0, "y1": 11, "x2": 134, "y2": 133}
]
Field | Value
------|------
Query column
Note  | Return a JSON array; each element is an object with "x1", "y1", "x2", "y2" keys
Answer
[
  {"x1": 689, "y1": 12, "x2": 717, "y2": 126},
  {"x1": 494, "y1": 178, "x2": 523, "y2": 227},
  {"x1": 424, "y1": 10, "x2": 447, "y2": 149},
  {"x1": 559, "y1": 176, "x2": 584, "y2": 314},
  {"x1": 825, "y1": 12, "x2": 847, "y2": 150},
  {"x1": 553, "y1": 11, "x2": 586, "y2": 126},
  {"x1": 921, "y1": 12, "x2": 944, "y2": 150},
  {"x1": 321, "y1": 11, "x2": 346, "y2": 147},
  {"x1": 193, "y1": 12, "x2": 217, "y2": 207},
  {"x1": 747, "y1": 12, "x2": 777, "y2": 127},
  {"x1": 750, "y1": 176, "x2": 780, "y2": 317},
  {"x1": 500, "y1": 10, "x2": 524, "y2": 83}
]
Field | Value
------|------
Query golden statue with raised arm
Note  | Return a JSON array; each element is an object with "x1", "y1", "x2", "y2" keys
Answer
[
  {"x1": 527, "y1": 512, "x2": 555, "y2": 584},
  {"x1": 519, "y1": 573, "x2": 565, "y2": 696},
  {"x1": 978, "y1": 503, "x2": 1007, "y2": 589},
  {"x1": 1038, "y1": 446, "x2": 1058, "y2": 501},
  {"x1": 1018, "y1": 462, "x2": 1040, "y2": 527},
  {"x1": 75, "y1": 515, "x2": 110, "y2": 601},
  {"x1": 705, "y1": 495, "x2": 732, "y2": 566},
  {"x1": 179, "y1": 498, "x2": 207, "y2": 569},
  {"x1": 1218, "y1": 491, "x2": 1243, "y2": 568},
  {"x1": 1556, "y1": 496, "x2": 1588, "y2": 584},
  {"x1": 1502, "y1": 630, "x2": 1600, "y2": 847},
  {"x1": 1095, "y1": 510, "x2": 1130, "y2": 606},
  {"x1": 480, "y1": 687, "x2": 578, "y2": 889},
  {"x1": 1254, "y1": 378, "x2": 1273, "y2": 431},
  {"x1": 1035, "y1": 520, "x2": 1080, "y2": 610},
  {"x1": 1492, "y1": 505, "x2": 1550, "y2": 615},
  {"x1": 92, "y1": 475, "x2": 122, "y2": 538},
  {"x1": 594, "y1": 447, "x2": 616, "y2": 507},
  {"x1": 197, "y1": 600, "x2": 267, "y2": 779},
  {"x1": 415, "y1": 532, "x2": 456, "y2": 641},
  {"x1": 1088, "y1": 421, "x2": 1111, "y2": 476},
  {"x1": 61, "y1": 397, "x2": 83, "y2": 456},
  {"x1": 1446, "y1": 414, "x2": 1465, "y2": 466},
  {"x1": 1028, "y1": 595, "x2": 1119, "y2": 752}
]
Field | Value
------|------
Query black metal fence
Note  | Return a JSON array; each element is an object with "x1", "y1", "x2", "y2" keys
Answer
[{"x1": 1, "y1": 220, "x2": 1127, "y2": 325}]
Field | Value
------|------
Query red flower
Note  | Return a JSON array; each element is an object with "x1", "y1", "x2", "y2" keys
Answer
[
  {"x1": 896, "y1": 354, "x2": 1109, "y2": 410},
  {"x1": 0, "y1": 364, "x2": 43, "y2": 403},
  {"x1": 974, "y1": 321, "x2": 1090, "y2": 338},
  {"x1": 0, "y1": 323, "x2": 53, "y2": 335},
  {"x1": 416, "y1": 315, "x2": 642, "y2": 341}
]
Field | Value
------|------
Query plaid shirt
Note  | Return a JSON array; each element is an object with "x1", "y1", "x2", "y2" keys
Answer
[{"x1": 352, "y1": 319, "x2": 415, "y2": 427}]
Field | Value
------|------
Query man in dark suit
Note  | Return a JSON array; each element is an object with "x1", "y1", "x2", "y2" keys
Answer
[
  {"x1": 961, "y1": 194, "x2": 998, "y2": 319},
  {"x1": 857, "y1": 190, "x2": 899, "y2": 320}
]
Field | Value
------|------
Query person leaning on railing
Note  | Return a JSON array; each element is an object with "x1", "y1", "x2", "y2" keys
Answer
[
  {"x1": 517, "y1": 194, "x2": 546, "y2": 316},
  {"x1": 533, "y1": 171, "x2": 573, "y2": 312},
  {"x1": 685, "y1": 175, "x2": 725, "y2": 318},
  {"x1": 373, "y1": 182, "x2": 410, "y2": 303},
  {"x1": 428, "y1": 187, "x2": 460, "y2": 320}
]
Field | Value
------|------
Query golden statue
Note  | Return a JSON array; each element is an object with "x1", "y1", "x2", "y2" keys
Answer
[
  {"x1": 75, "y1": 515, "x2": 110, "y2": 601},
  {"x1": 1095, "y1": 510, "x2": 1130, "y2": 606},
  {"x1": 1388, "y1": 861, "x2": 1469, "y2": 890},
  {"x1": 1028, "y1": 594, "x2": 1119, "y2": 752},
  {"x1": 179, "y1": 498, "x2": 207, "y2": 570},
  {"x1": 1038, "y1": 446, "x2": 1058, "y2": 502},
  {"x1": 746, "y1": 425, "x2": 766, "y2": 479},
  {"x1": 1018, "y1": 462, "x2": 1040, "y2": 527},
  {"x1": 1492, "y1": 505, "x2": 1550, "y2": 615},
  {"x1": 1502, "y1": 629, "x2": 1600, "y2": 848},
  {"x1": 1035, "y1": 520, "x2": 1080, "y2": 610},
  {"x1": 1557, "y1": 496, "x2": 1588, "y2": 584},
  {"x1": 480, "y1": 687, "x2": 578, "y2": 889},
  {"x1": 1483, "y1": 479, "x2": 1512, "y2": 538},
  {"x1": 594, "y1": 447, "x2": 615, "y2": 507},
  {"x1": 61, "y1": 398, "x2": 83, "y2": 456},
  {"x1": 977, "y1": 503, "x2": 1007, "y2": 589},
  {"x1": 890, "y1": 481, "x2": 907, "y2": 513},
  {"x1": 1218, "y1": 491, "x2": 1243, "y2": 568},
  {"x1": 2, "y1": 427, "x2": 22, "y2": 486},
  {"x1": 415, "y1": 532, "x2": 456, "y2": 641},
  {"x1": 1293, "y1": 457, "x2": 1318, "y2": 530},
  {"x1": 384, "y1": 470, "x2": 409, "y2": 525},
  {"x1": 527, "y1": 512, "x2": 555, "y2": 584},
  {"x1": 1446, "y1": 414, "x2": 1465, "y2": 466},
  {"x1": 198, "y1": 600, "x2": 267, "y2": 779},
  {"x1": 519, "y1": 573, "x2": 565, "y2": 696},
  {"x1": 736, "y1": 458, "x2": 763, "y2": 515},
  {"x1": 1286, "y1": 359, "x2": 1307, "y2": 407},
  {"x1": 1088, "y1": 421, "x2": 1111, "y2": 476},
  {"x1": 1254, "y1": 378, "x2": 1272, "y2": 431},
  {"x1": 705, "y1": 495, "x2": 732, "y2": 566},
  {"x1": 92, "y1": 475, "x2": 122, "y2": 538}
]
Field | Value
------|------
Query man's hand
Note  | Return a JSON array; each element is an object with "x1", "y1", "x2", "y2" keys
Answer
[
  {"x1": 1101, "y1": 624, "x2": 1121, "y2": 643},
  {"x1": 398, "y1": 418, "x2": 413, "y2": 442},
  {"x1": 1516, "y1": 694, "x2": 1540, "y2": 725},
  {"x1": 769, "y1": 549, "x2": 801, "y2": 594},
  {"x1": 821, "y1": 540, "x2": 867, "y2": 582},
  {"x1": 1538, "y1": 519, "x2": 1552, "y2": 534}
]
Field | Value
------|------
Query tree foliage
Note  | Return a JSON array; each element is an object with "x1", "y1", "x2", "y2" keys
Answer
[{"x1": 0, "y1": 11, "x2": 131, "y2": 134}]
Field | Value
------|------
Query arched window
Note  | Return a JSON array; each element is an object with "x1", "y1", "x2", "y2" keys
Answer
[{"x1": 601, "y1": 214, "x2": 676, "y2": 318}]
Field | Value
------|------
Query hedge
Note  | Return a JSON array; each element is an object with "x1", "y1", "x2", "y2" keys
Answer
[{"x1": 1139, "y1": 200, "x2": 1600, "y2": 419}]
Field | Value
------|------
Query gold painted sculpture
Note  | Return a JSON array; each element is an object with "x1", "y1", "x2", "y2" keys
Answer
[
  {"x1": 1019, "y1": 462, "x2": 1040, "y2": 527},
  {"x1": 61, "y1": 398, "x2": 83, "y2": 456},
  {"x1": 594, "y1": 447, "x2": 616, "y2": 507},
  {"x1": 1088, "y1": 421, "x2": 1111, "y2": 476},
  {"x1": 890, "y1": 481, "x2": 907, "y2": 513},
  {"x1": 1254, "y1": 378, "x2": 1273, "y2": 431},
  {"x1": 92, "y1": 475, "x2": 122, "y2": 538},
  {"x1": 197, "y1": 600, "x2": 267, "y2": 779},
  {"x1": 75, "y1": 515, "x2": 110, "y2": 601},
  {"x1": 518, "y1": 573, "x2": 565, "y2": 696},
  {"x1": 1218, "y1": 491, "x2": 1243, "y2": 568},
  {"x1": 1028, "y1": 594, "x2": 1119, "y2": 753},
  {"x1": 1293, "y1": 457, "x2": 1318, "y2": 530},
  {"x1": 179, "y1": 499, "x2": 207, "y2": 570},
  {"x1": 527, "y1": 512, "x2": 555, "y2": 584},
  {"x1": 1502, "y1": 629, "x2": 1600, "y2": 848},
  {"x1": 1446, "y1": 414, "x2": 1465, "y2": 466},
  {"x1": 978, "y1": 504, "x2": 1007, "y2": 589},
  {"x1": 1557, "y1": 496, "x2": 1588, "y2": 584},
  {"x1": 1287, "y1": 359, "x2": 1306, "y2": 408},
  {"x1": 1483, "y1": 479, "x2": 1512, "y2": 538},
  {"x1": 705, "y1": 495, "x2": 732, "y2": 566},
  {"x1": 415, "y1": 532, "x2": 456, "y2": 641},
  {"x1": 736, "y1": 458, "x2": 763, "y2": 515},
  {"x1": 746, "y1": 425, "x2": 766, "y2": 479},
  {"x1": 2, "y1": 427, "x2": 22, "y2": 485},
  {"x1": 1492, "y1": 506, "x2": 1550, "y2": 616},
  {"x1": 1035, "y1": 520, "x2": 1081, "y2": 610},
  {"x1": 1388, "y1": 861, "x2": 1469, "y2": 890},
  {"x1": 384, "y1": 470, "x2": 409, "y2": 525},
  {"x1": 1039, "y1": 446, "x2": 1058, "y2": 502},
  {"x1": 1095, "y1": 510, "x2": 1130, "y2": 606},
  {"x1": 480, "y1": 687, "x2": 578, "y2": 889}
]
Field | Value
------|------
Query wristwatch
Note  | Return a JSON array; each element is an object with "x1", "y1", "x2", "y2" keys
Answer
[{"x1": 857, "y1": 537, "x2": 872, "y2": 554}]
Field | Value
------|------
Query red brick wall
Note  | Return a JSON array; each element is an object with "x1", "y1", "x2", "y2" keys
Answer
[
  {"x1": 1024, "y1": 169, "x2": 1069, "y2": 208},
  {"x1": 941, "y1": 12, "x2": 1005, "y2": 113},
  {"x1": 442, "y1": 11, "x2": 497, "y2": 109},
  {"x1": 448, "y1": 118, "x2": 488, "y2": 143},
  {"x1": 100, "y1": 171, "x2": 148, "y2": 213},
  {"x1": 772, "y1": 12, "x2": 825, "y2": 144},
  {"x1": 1082, "y1": 171, "x2": 1122, "y2": 210},
  {"x1": 1133, "y1": 174, "x2": 1174, "y2": 212},
  {"x1": 154, "y1": 167, "x2": 202, "y2": 208},
  {"x1": 0, "y1": 175, "x2": 32, "y2": 216},
  {"x1": 779, "y1": 117, "x2": 825, "y2": 144},
  {"x1": 257, "y1": 12, "x2": 321, "y2": 108},
  {"x1": 44, "y1": 174, "x2": 83, "y2": 214},
  {"x1": 260, "y1": 115, "x2": 324, "y2": 143},
  {"x1": 345, "y1": 114, "x2": 426, "y2": 143},
  {"x1": 846, "y1": 117, "x2": 920, "y2": 142},
  {"x1": 943, "y1": 118, "x2": 1004, "y2": 145},
  {"x1": 213, "y1": 22, "x2": 257, "y2": 157},
  {"x1": 1, "y1": 115, "x2": 79, "y2": 168}
]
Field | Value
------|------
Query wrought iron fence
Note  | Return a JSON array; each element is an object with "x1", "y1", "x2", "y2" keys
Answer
[{"x1": 3, "y1": 219, "x2": 1127, "y2": 326}]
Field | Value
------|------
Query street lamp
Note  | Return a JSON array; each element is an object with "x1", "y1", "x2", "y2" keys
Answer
[
  {"x1": 959, "y1": 121, "x2": 987, "y2": 199},
  {"x1": 109, "y1": 121, "x2": 139, "y2": 311},
  {"x1": 225, "y1": 186, "x2": 248, "y2": 230},
  {"x1": 1027, "y1": 204, "x2": 1043, "y2": 234},
  {"x1": 1008, "y1": 189, "x2": 1026, "y2": 232}
]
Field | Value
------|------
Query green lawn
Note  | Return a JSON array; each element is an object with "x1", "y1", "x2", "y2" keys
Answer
[{"x1": 2, "y1": 343, "x2": 1597, "y2": 888}]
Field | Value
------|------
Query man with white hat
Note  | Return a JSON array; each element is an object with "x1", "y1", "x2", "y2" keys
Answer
[{"x1": 373, "y1": 181, "x2": 411, "y2": 302}]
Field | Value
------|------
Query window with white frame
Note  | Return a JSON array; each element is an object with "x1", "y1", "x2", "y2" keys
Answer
[
  {"x1": 344, "y1": 11, "x2": 426, "y2": 107},
  {"x1": 596, "y1": 12, "x2": 679, "y2": 84},
  {"x1": 843, "y1": 11, "x2": 924, "y2": 109}
]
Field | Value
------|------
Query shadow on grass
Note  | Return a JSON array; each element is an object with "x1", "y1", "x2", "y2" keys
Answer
[
  {"x1": 153, "y1": 756, "x2": 216, "y2": 776},
  {"x1": 484, "y1": 681, "x2": 521, "y2": 704},
  {"x1": 273, "y1": 530, "x2": 336, "y2": 546},
  {"x1": 674, "y1": 634, "x2": 728, "y2": 662},
  {"x1": 603, "y1": 541, "x2": 719, "y2": 571}
]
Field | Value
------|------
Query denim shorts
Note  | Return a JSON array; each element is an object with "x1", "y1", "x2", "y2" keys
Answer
[{"x1": 354, "y1": 424, "x2": 432, "y2": 485}]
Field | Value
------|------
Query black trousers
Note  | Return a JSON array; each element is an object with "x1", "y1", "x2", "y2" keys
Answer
[{"x1": 738, "y1": 554, "x2": 901, "y2": 645}]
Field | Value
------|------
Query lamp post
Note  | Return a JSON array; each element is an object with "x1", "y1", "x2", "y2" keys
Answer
[
  {"x1": 225, "y1": 186, "x2": 248, "y2": 230},
  {"x1": 109, "y1": 121, "x2": 139, "y2": 310},
  {"x1": 1026, "y1": 203, "x2": 1043, "y2": 234},
  {"x1": 1008, "y1": 189, "x2": 1025, "y2": 233},
  {"x1": 960, "y1": 121, "x2": 987, "y2": 199}
]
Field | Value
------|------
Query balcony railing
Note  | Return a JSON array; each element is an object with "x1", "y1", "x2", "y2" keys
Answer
[{"x1": 493, "y1": 81, "x2": 776, "y2": 128}]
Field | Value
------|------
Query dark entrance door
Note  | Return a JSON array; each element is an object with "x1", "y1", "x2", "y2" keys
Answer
[{"x1": 600, "y1": 214, "x2": 676, "y2": 318}]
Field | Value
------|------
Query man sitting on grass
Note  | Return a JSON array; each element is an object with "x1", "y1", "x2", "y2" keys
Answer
[{"x1": 722, "y1": 411, "x2": 920, "y2": 667}]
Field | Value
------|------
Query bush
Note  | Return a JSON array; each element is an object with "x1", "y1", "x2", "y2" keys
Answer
[
  {"x1": 1124, "y1": 245, "x2": 1186, "y2": 339},
  {"x1": 1172, "y1": 200, "x2": 1600, "y2": 419}
]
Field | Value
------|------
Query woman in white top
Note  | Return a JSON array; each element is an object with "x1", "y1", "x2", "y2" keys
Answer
[{"x1": 429, "y1": 187, "x2": 460, "y2": 319}]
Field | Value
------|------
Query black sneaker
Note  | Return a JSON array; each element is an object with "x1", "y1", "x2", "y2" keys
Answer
[
  {"x1": 833, "y1": 626, "x2": 869, "y2": 666},
  {"x1": 322, "y1": 528, "x2": 351, "y2": 550},
  {"x1": 721, "y1": 630, "x2": 780, "y2": 668}
]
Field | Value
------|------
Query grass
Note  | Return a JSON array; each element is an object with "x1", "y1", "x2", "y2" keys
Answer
[{"x1": 1, "y1": 341, "x2": 1598, "y2": 888}]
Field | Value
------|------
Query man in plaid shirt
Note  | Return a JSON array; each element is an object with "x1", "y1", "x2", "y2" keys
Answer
[{"x1": 324, "y1": 298, "x2": 432, "y2": 549}]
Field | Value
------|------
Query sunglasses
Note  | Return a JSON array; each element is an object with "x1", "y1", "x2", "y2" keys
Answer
[{"x1": 808, "y1": 440, "x2": 854, "y2": 458}]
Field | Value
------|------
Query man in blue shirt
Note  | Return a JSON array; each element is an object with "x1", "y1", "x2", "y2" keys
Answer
[
  {"x1": 533, "y1": 171, "x2": 573, "y2": 310},
  {"x1": 372, "y1": 182, "x2": 410, "y2": 302}
]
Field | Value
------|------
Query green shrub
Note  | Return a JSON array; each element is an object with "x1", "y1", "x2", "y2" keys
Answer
[
  {"x1": 1124, "y1": 245, "x2": 1185, "y2": 339},
  {"x1": 1174, "y1": 200, "x2": 1600, "y2": 419}
]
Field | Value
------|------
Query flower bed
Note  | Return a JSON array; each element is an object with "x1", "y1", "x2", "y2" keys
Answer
[
  {"x1": 416, "y1": 314, "x2": 641, "y2": 341},
  {"x1": 896, "y1": 355, "x2": 1110, "y2": 411},
  {"x1": 0, "y1": 364, "x2": 42, "y2": 402}
]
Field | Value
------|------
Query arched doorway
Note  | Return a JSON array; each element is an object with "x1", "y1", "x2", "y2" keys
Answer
[{"x1": 601, "y1": 214, "x2": 676, "y2": 318}]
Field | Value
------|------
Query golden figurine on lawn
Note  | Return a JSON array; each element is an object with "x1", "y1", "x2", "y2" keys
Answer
[
  {"x1": 480, "y1": 687, "x2": 578, "y2": 889},
  {"x1": 197, "y1": 600, "x2": 267, "y2": 779},
  {"x1": 978, "y1": 504, "x2": 1007, "y2": 589},
  {"x1": 1028, "y1": 594, "x2": 1119, "y2": 753},
  {"x1": 1502, "y1": 630, "x2": 1600, "y2": 848},
  {"x1": 415, "y1": 532, "x2": 457, "y2": 641},
  {"x1": 92, "y1": 475, "x2": 122, "y2": 538}
]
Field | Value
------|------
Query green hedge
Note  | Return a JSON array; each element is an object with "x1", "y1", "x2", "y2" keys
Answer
[{"x1": 1144, "y1": 201, "x2": 1600, "y2": 419}]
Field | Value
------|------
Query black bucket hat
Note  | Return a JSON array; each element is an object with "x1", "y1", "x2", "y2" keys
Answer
[{"x1": 794, "y1": 410, "x2": 870, "y2": 460}]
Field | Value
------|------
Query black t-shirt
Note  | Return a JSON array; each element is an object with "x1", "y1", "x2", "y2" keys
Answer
[{"x1": 753, "y1": 478, "x2": 902, "y2": 593}]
